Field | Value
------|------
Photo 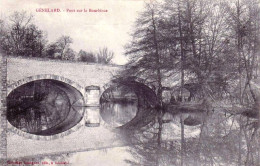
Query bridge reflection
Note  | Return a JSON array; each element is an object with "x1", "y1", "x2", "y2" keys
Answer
[
  {"x1": 100, "y1": 78, "x2": 158, "y2": 128},
  {"x1": 7, "y1": 79, "x2": 84, "y2": 136},
  {"x1": 101, "y1": 101, "x2": 138, "y2": 127}
]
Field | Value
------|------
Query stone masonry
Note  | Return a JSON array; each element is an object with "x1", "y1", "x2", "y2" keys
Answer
[
  {"x1": 5, "y1": 56, "x2": 127, "y2": 158},
  {"x1": 0, "y1": 53, "x2": 7, "y2": 165}
]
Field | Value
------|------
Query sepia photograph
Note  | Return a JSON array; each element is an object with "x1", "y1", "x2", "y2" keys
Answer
[{"x1": 0, "y1": 0, "x2": 260, "y2": 165}]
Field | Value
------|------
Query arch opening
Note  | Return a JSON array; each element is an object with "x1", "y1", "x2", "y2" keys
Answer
[
  {"x1": 7, "y1": 79, "x2": 84, "y2": 136},
  {"x1": 100, "y1": 78, "x2": 158, "y2": 128}
]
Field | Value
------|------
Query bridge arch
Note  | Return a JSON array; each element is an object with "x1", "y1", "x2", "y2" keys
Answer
[
  {"x1": 99, "y1": 77, "x2": 158, "y2": 128},
  {"x1": 100, "y1": 76, "x2": 156, "y2": 96},
  {"x1": 100, "y1": 76, "x2": 158, "y2": 106},
  {"x1": 7, "y1": 74, "x2": 85, "y2": 96},
  {"x1": 6, "y1": 74, "x2": 86, "y2": 140}
]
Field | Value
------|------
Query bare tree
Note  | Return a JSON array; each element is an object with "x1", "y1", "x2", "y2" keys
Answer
[
  {"x1": 56, "y1": 35, "x2": 73, "y2": 60},
  {"x1": 0, "y1": 11, "x2": 47, "y2": 57},
  {"x1": 4, "y1": 11, "x2": 33, "y2": 55},
  {"x1": 96, "y1": 47, "x2": 114, "y2": 64}
]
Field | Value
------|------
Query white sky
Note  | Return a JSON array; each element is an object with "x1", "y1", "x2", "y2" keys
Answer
[{"x1": 0, "y1": 0, "x2": 145, "y2": 64}]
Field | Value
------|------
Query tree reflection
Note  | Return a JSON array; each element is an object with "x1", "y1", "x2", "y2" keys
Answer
[
  {"x1": 123, "y1": 108, "x2": 260, "y2": 166},
  {"x1": 99, "y1": 76, "x2": 260, "y2": 166}
]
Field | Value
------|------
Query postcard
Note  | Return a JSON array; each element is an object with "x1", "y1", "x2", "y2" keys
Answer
[{"x1": 0, "y1": 0, "x2": 260, "y2": 165}]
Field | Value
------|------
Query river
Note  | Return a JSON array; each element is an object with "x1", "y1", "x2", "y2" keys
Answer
[{"x1": 7, "y1": 96, "x2": 260, "y2": 166}]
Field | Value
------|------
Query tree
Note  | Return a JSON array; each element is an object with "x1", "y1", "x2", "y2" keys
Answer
[
  {"x1": 223, "y1": 0, "x2": 260, "y2": 105},
  {"x1": 122, "y1": 2, "x2": 172, "y2": 165},
  {"x1": 124, "y1": 1, "x2": 171, "y2": 106},
  {"x1": 56, "y1": 35, "x2": 73, "y2": 60},
  {"x1": 78, "y1": 50, "x2": 96, "y2": 63},
  {"x1": 121, "y1": 0, "x2": 260, "y2": 165},
  {"x1": 0, "y1": 11, "x2": 47, "y2": 57},
  {"x1": 96, "y1": 47, "x2": 114, "y2": 64},
  {"x1": 45, "y1": 35, "x2": 75, "y2": 60},
  {"x1": 23, "y1": 24, "x2": 47, "y2": 57},
  {"x1": 63, "y1": 48, "x2": 76, "y2": 60},
  {"x1": 0, "y1": 19, "x2": 9, "y2": 52},
  {"x1": 0, "y1": 19, "x2": 5, "y2": 43},
  {"x1": 45, "y1": 43, "x2": 60, "y2": 59},
  {"x1": 222, "y1": 1, "x2": 260, "y2": 165},
  {"x1": 4, "y1": 11, "x2": 33, "y2": 55}
]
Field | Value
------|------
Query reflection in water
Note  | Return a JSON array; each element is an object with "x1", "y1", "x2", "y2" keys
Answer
[
  {"x1": 124, "y1": 109, "x2": 260, "y2": 166},
  {"x1": 7, "y1": 80, "x2": 260, "y2": 165},
  {"x1": 7, "y1": 107, "x2": 260, "y2": 166},
  {"x1": 100, "y1": 101, "x2": 138, "y2": 127},
  {"x1": 7, "y1": 79, "x2": 84, "y2": 136},
  {"x1": 8, "y1": 147, "x2": 133, "y2": 166}
]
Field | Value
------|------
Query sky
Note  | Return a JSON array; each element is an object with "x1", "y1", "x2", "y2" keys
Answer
[{"x1": 0, "y1": 0, "x2": 145, "y2": 64}]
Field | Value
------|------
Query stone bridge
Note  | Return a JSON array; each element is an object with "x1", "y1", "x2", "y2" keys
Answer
[
  {"x1": 0, "y1": 56, "x2": 155, "y2": 160},
  {"x1": 1, "y1": 55, "x2": 260, "y2": 162}
]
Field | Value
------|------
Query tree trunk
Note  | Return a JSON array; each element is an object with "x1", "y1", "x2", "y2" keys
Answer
[
  {"x1": 151, "y1": 9, "x2": 163, "y2": 107},
  {"x1": 178, "y1": 3, "x2": 186, "y2": 166},
  {"x1": 238, "y1": 117, "x2": 242, "y2": 166},
  {"x1": 180, "y1": 114, "x2": 185, "y2": 166}
]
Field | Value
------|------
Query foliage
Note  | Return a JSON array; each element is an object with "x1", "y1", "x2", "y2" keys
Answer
[
  {"x1": 78, "y1": 50, "x2": 96, "y2": 63},
  {"x1": 0, "y1": 11, "x2": 114, "y2": 64},
  {"x1": 122, "y1": 0, "x2": 260, "y2": 165},
  {"x1": 0, "y1": 11, "x2": 47, "y2": 57},
  {"x1": 124, "y1": 0, "x2": 260, "y2": 104}
]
